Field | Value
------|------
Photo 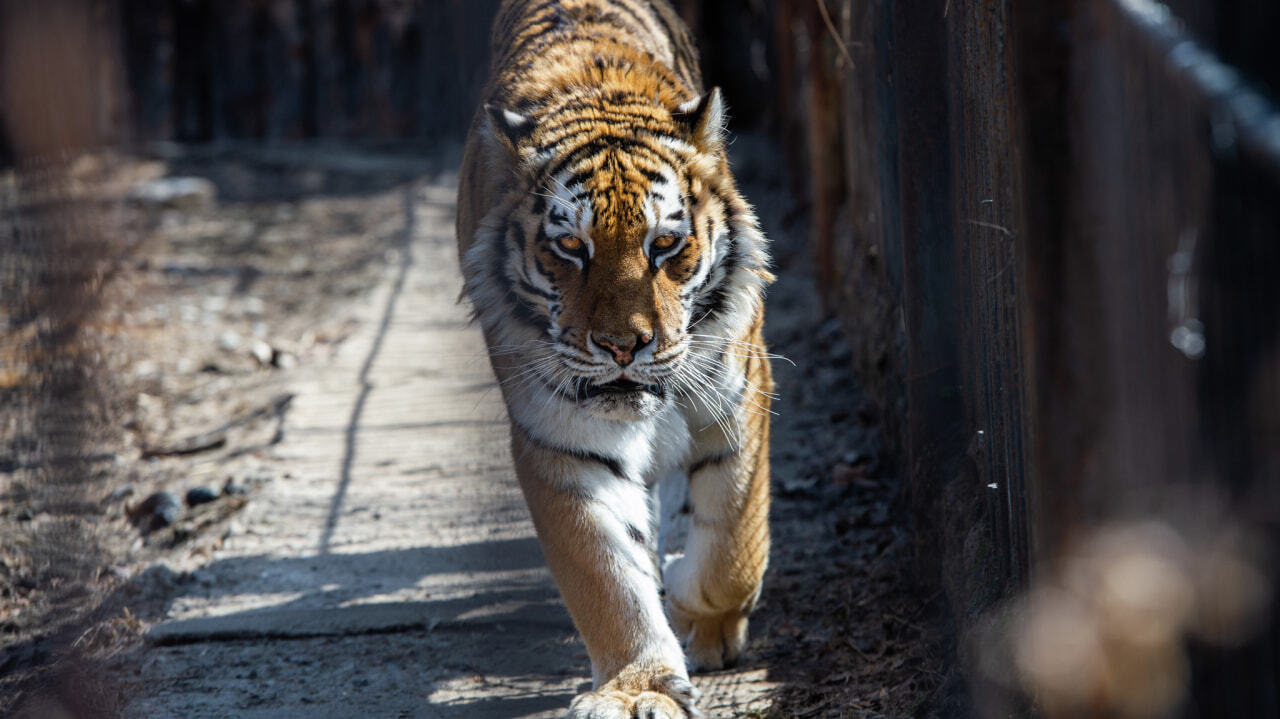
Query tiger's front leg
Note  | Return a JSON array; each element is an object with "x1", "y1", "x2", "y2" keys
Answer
[
  {"x1": 511, "y1": 427, "x2": 700, "y2": 719},
  {"x1": 664, "y1": 345, "x2": 772, "y2": 671}
]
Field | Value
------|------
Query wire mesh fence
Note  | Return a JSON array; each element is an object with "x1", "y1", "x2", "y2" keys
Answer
[
  {"x1": 798, "y1": 0, "x2": 1280, "y2": 716},
  {"x1": 2, "y1": 1, "x2": 1277, "y2": 717}
]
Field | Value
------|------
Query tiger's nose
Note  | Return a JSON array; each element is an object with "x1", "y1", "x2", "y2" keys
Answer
[{"x1": 591, "y1": 331, "x2": 654, "y2": 367}]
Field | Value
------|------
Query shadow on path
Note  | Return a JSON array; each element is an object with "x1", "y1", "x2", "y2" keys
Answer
[
  {"x1": 320, "y1": 184, "x2": 417, "y2": 553},
  {"x1": 124, "y1": 537, "x2": 583, "y2": 718},
  {"x1": 140, "y1": 536, "x2": 561, "y2": 634}
]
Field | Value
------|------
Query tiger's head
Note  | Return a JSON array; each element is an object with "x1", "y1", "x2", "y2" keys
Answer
[{"x1": 467, "y1": 87, "x2": 770, "y2": 421}]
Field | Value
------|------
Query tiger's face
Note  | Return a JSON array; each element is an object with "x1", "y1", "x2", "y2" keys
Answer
[
  {"x1": 523, "y1": 158, "x2": 716, "y2": 418},
  {"x1": 487, "y1": 93, "x2": 735, "y2": 421}
]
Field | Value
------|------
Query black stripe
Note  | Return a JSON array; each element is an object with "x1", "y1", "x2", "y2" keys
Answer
[
  {"x1": 602, "y1": 0, "x2": 652, "y2": 35},
  {"x1": 540, "y1": 100, "x2": 667, "y2": 127},
  {"x1": 534, "y1": 113, "x2": 677, "y2": 151},
  {"x1": 562, "y1": 481, "x2": 592, "y2": 502},
  {"x1": 538, "y1": 124, "x2": 682, "y2": 178},
  {"x1": 505, "y1": 25, "x2": 650, "y2": 82},
  {"x1": 690, "y1": 229, "x2": 738, "y2": 324},
  {"x1": 547, "y1": 136, "x2": 647, "y2": 180},
  {"x1": 593, "y1": 7, "x2": 647, "y2": 36},
  {"x1": 503, "y1": 0, "x2": 558, "y2": 37},
  {"x1": 492, "y1": 225, "x2": 550, "y2": 331},
  {"x1": 564, "y1": 167, "x2": 595, "y2": 191},
  {"x1": 491, "y1": 1, "x2": 531, "y2": 50},
  {"x1": 649, "y1": 1, "x2": 701, "y2": 91},
  {"x1": 626, "y1": 523, "x2": 647, "y2": 545},
  {"x1": 691, "y1": 281, "x2": 730, "y2": 327},
  {"x1": 679, "y1": 256, "x2": 704, "y2": 298},
  {"x1": 512, "y1": 216, "x2": 528, "y2": 254},
  {"x1": 532, "y1": 254, "x2": 556, "y2": 282},
  {"x1": 491, "y1": 223, "x2": 517, "y2": 294},
  {"x1": 515, "y1": 421, "x2": 630, "y2": 481},
  {"x1": 646, "y1": 0, "x2": 679, "y2": 53},
  {"x1": 689, "y1": 449, "x2": 736, "y2": 476},
  {"x1": 519, "y1": 279, "x2": 556, "y2": 302},
  {"x1": 511, "y1": 295, "x2": 550, "y2": 330},
  {"x1": 498, "y1": 14, "x2": 563, "y2": 71},
  {"x1": 684, "y1": 217, "x2": 715, "y2": 298}
]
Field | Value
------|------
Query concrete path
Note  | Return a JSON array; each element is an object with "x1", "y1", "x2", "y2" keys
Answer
[{"x1": 123, "y1": 170, "x2": 772, "y2": 718}]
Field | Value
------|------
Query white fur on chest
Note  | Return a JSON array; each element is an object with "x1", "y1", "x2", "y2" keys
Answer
[{"x1": 509, "y1": 382, "x2": 692, "y2": 483}]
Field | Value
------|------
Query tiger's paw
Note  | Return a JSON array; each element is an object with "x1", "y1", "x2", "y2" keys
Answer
[
  {"x1": 566, "y1": 669, "x2": 700, "y2": 719},
  {"x1": 668, "y1": 603, "x2": 749, "y2": 672}
]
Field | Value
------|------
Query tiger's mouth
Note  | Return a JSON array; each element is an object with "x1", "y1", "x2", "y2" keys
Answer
[{"x1": 576, "y1": 377, "x2": 665, "y2": 400}]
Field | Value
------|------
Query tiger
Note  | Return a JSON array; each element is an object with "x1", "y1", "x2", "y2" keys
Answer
[{"x1": 455, "y1": 1, "x2": 774, "y2": 716}]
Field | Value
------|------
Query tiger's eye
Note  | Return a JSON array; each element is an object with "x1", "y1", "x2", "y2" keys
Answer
[
  {"x1": 556, "y1": 235, "x2": 583, "y2": 253},
  {"x1": 653, "y1": 235, "x2": 678, "y2": 250}
]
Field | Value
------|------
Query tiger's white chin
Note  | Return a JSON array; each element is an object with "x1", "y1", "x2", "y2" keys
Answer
[{"x1": 580, "y1": 390, "x2": 667, "y2": 421}]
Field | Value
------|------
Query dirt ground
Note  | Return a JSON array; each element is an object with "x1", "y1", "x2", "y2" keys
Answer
[{"x1": 0, "y1": 138, "x2": 958, "y2": 717}]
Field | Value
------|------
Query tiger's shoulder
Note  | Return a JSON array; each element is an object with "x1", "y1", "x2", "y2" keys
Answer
[
  {"x1": 487, "y1": 0, "x2": 702, "y2": 102},
  {"x1": 457, "y1": 0, "x2": 705, "y2": 256}
]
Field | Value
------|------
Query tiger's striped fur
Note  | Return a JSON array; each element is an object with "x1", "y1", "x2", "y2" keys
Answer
[{"x1": 456, "y1": 2, "x2": 774, "y2": 715}]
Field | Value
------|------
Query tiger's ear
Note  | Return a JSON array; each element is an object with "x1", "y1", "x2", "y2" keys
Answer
[
  {"x1": 485, "y1": 104, "x2": 535, "y2": 154},
  {"x1": 672, "y1": 87, "x2": 726, "y2": 152}
]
